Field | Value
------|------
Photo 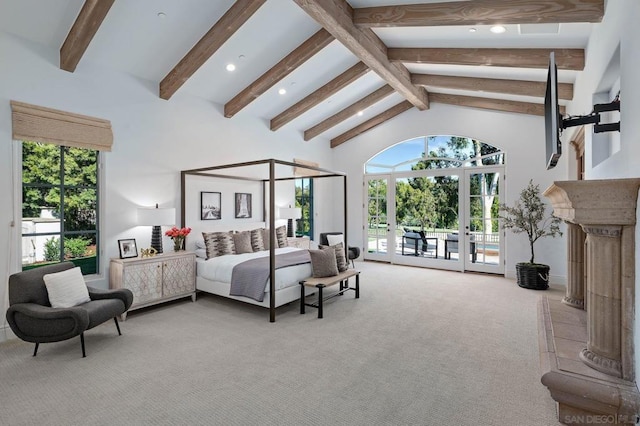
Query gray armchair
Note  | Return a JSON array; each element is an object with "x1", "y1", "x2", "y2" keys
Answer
[
  {"x1": 319, "y1": 232, "x2": 360, "y2": 267},
  {"x1": 6, "y1": 262, "x2": 133, "y2": 357}
]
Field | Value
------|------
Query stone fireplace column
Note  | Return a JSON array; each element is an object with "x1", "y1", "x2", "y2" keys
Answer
[
  {"x1": 539, "y1": 179, "x2": 640, "y2": 423},
  {"x1": 543, "y1": 178, "x2": 640, "y2": 382},
  {"x1": 563, "y1": 222, "x2": 585, "y2": 309},
  {"x1": 579, "y1": 225, "x2": 622, "y2": 377}
]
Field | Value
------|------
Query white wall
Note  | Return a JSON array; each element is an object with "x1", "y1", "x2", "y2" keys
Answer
[
  {"x1": 570, "y1": 1, "x2": 639, "y2": 180},
  {"x1": 332, "y1": 103, "x2": 569, "y2": 282},
  {"x1": 0, "y1": 31, "x2": 334, "y2": 338}
]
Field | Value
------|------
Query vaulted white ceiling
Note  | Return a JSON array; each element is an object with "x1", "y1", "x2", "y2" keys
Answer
[{"x1": 0, "y1": 0, "x2": 600, "y2": 146}]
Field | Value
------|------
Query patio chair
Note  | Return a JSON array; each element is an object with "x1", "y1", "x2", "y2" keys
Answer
[
  {"x1": 445, "y1": 233, "x2": 477, "y2": 262},
  {"x1": 417, "y1": 231, "x2": 438, "y2": 258}
]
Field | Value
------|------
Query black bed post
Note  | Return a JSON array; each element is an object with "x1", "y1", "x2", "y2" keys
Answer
[
  {"x1": 343, "y1": 175, "x2": 348, "y2": 245},
  {"x1": 262, "y1": 180, "x2": 266, "y2": 222},
  {"x1": 269, "y1": 159, "x2": 276, "y2": 322},
  {"x1": 180, "y1": 171, "x2": 186, "y2": 228}
]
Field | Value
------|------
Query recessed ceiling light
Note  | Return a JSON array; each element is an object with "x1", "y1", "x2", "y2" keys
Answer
[
  {"x1": 238, "y1": 54, "x2": 245, "y2": 60},
  {"x1": 357, "y1": 111, "x2": 364, "y2": 117},
  {"x1": 469, "y1": 28, "x2": 477, "y2": 33},
  {"x1": 490, "y1": 25, "x2": 506, "y2": 34},
  {"x1": 278, "y1": 88, "x2": 287, "y2": 95},
  {"x1": 226, "y1": 63, "x2": 236, "y2": 72},
  {"x1": 157, "y1": 12, "x2": 166, "y2": 19}
]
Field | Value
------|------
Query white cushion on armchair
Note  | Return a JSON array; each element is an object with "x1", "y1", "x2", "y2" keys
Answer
[{"x1": 43, "y1": 267, "x2": 91, "y2": 308}]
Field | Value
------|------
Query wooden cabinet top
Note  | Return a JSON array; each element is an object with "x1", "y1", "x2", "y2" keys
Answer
[{"x1": 110, "y1": 251, "x2": 195, "y2": 265}]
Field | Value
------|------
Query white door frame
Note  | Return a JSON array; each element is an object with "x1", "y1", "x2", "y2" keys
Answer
[
  {"x1": 363, "y1": 175, "x2": 393, "y2": 263},
  {"x1": 463, "y1": 166, "x2": 505, "y2": 274}
]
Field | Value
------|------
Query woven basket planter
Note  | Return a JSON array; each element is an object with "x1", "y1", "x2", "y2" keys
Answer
[{"x1": 515, "y1": 263, "x2": 550, "y2": 290}]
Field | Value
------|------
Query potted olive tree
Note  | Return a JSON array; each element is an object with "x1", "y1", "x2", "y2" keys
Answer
[{"x1": 500, "y1": 180, "x2": 562, "y2": 290}]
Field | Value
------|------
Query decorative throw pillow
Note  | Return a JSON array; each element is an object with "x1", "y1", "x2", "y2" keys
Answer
[
  {"x1": 309, "y1": 248, "x2": 339, "y2": 278},
  {"x1": 262, "y1": 228, "x2": 274, "y2": 250},
  {"x1": 319, "y1": 242, "x2": 348, "y2": 272},
  {"x1": 275, "y1": 225, "x2": 288, "y2": 248},
  {"x1": 233, "y1": 231, "x2": 253, "y2": 254},
  {"x1": 326, "y1": 233, "x2": 344, "y2": 247},
  {"x1": 43, "y1": 267, "x2": 91, "y2": 308},
  {"x1": 195, "y1": 239, "x2": 206, "y2": 249},
  {"x1": 250, "y1": 228, "x2": 265, "y2": 251},
  {"x1": 202, "y1": 231, "x2": 236, "y2": 259}
]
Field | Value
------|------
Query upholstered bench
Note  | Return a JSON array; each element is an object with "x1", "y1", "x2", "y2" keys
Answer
[{"x1": 299, "y1": 269, "x2": 360, "y2": 319}]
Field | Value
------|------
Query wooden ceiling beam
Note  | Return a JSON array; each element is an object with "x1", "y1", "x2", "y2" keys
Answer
[
  {"x1": 270, "y1": 62, "x2": 370, "y2": 131},
  {"x1": 331, "y1": 101, "x2": 413, "y2": 148},
  {"x1": 389, "y1": 48, "x2": 584, "y2": 70},
  {"x1": 294, "y1": 0, "x2": 429, "y2": 111},
  {"x1": 224, "y1": 29, "x2": 334, "y2": 118},
  {"x1": 429, "y1": 92, "x2": 566, "y2": 116},
  {"x1": 412, "y1": 73, "x2": 574, "y2": 100},
  {"x1": 160, "y1": 0, "x2": 266, "y2": 100},
  {"x1": 304, "y1": 85, "x2": 395, "y2": 141},
  {"x1": 353, "y1": 0, "x2": 604, "y2": 28},
  {"x1": 60, "y1": 0, "x2": 115, "y2": 72}
]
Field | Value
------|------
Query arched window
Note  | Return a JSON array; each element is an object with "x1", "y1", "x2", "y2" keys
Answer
[{"x1": 365, "y1": 135, "x2": 504, "y2": 173}]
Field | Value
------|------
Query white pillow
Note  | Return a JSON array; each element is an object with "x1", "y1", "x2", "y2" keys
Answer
[
  {"x1": 326, "y1": 234, "x2": 345, "y2": 247},
  {"x1": 195, "y1": 248, "x2": 207, "y2": 258},
  {"x1": 43, "y1": 267, "x2": 91, "y2": 308},
  {"x1": 195, "y1": 239, "x2": 206, "y2": 249}
]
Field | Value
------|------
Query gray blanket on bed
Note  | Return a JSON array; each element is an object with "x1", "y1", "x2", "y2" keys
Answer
[{"x1": 229, "y1": 250, "x2": 311, "y2": 302}]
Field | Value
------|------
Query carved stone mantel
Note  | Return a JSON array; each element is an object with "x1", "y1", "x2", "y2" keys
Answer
[
  {"x1": 541, "y1": 178, "x2": 640, "y2": 424},
  {"x1": 543, "y1": 179, "x2": 640, "y2": 226}
]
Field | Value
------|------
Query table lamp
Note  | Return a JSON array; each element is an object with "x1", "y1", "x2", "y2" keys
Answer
[
  {"x1": 279, "y1": 206, "x2": 302, "y2": 238},
  {"x1": 137, "y1": 204, "x2": 175, "y2": 254}
]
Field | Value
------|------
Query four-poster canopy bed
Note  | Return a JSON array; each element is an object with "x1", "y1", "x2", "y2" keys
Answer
[{"x1": 180, "y1": 159, "x2": 348, "y2": 322}]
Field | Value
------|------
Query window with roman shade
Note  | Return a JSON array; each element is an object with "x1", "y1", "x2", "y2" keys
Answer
[{"x1": 12, "y1": 101, "x2": 112, "y2": 275}]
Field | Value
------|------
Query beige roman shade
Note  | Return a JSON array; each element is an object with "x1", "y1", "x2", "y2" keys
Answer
[
  {"x1": 11, "y1": 100, "x2": 113, "y2": 151},
  {"x1": 293, "y1": 158, "x2": 320, "y2": 177}
]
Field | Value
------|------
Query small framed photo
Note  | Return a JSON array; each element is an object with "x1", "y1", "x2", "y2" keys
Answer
[
  {"x1": 118, "y1": 239, "x2": 138, "y2": 259},
  {"x1": 235, "y1": 193, "x2": 252, "y2": 219},
  {"x1": 201, "y1": 191, "x2": 221, "y2": 220}
]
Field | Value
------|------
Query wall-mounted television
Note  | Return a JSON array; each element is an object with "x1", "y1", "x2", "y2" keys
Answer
[{"x1": 545, "y1": 51, "x2": 562, "y2": 170}]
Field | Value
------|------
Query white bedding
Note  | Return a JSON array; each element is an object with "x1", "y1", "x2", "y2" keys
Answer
[{"x1": 196, "y1": 247, "x2": 312, "y2": 293}]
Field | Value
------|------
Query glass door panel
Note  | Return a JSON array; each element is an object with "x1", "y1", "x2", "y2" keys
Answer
[
  {"x1": 394, "y1": 173, "x2": 460, "y2": 269},
  {"x1": 465, "y1": 168, "x2": 504, "y2": 273},
  {"x1": 364, "y1": 176, "x2": 391, "y2": 262}
]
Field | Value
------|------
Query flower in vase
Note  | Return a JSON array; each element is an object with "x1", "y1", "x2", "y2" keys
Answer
[{"x1": 165, "y1": 227, "x2": 192, "y2": 251}]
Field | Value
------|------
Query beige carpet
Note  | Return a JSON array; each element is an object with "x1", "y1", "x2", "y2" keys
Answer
[{"x1": 0, "y1": 261, "x2": 560, "y2": 425}]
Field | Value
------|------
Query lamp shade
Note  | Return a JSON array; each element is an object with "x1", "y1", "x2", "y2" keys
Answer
[
  {"x1": 279, "y1": 207, "x2": 301, "y2": 220},
  {"x1": 137, "y1": 206, "x2": 175, "y2": 226}
]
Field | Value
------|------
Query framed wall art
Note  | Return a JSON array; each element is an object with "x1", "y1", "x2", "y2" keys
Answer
[
  {"x1": 118, "y1": 239, "x2": 138, "y2": 259},
  {"x1": 235, "y1": 193, "x2": 252, "y2": 219},
  {"x1": 201, "y1": 191, "x2": 221, "y2": 220}
]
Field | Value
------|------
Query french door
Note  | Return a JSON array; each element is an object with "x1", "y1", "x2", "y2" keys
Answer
[
  {"x1": 463, "y1": 167, "x2": 504, "y2": 274},
  {"x1": 364, "y1": 176, "x2": 393, "y2": 262},
  {"x1": 364, "y1": 167, "x2": 504, "y2": 275}
]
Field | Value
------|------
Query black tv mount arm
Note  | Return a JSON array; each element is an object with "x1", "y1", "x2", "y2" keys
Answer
[{"x1": 561, "y1": 93, "x2": 620, "y2": 133}]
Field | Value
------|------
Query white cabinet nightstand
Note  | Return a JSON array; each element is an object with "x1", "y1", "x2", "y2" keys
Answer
[
  {"x1": 109, "y1": 251, "x2": 196, "y2": 319},
  {"x1": 287, "y1": 236, "x2": 311, "y2": 249}
]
